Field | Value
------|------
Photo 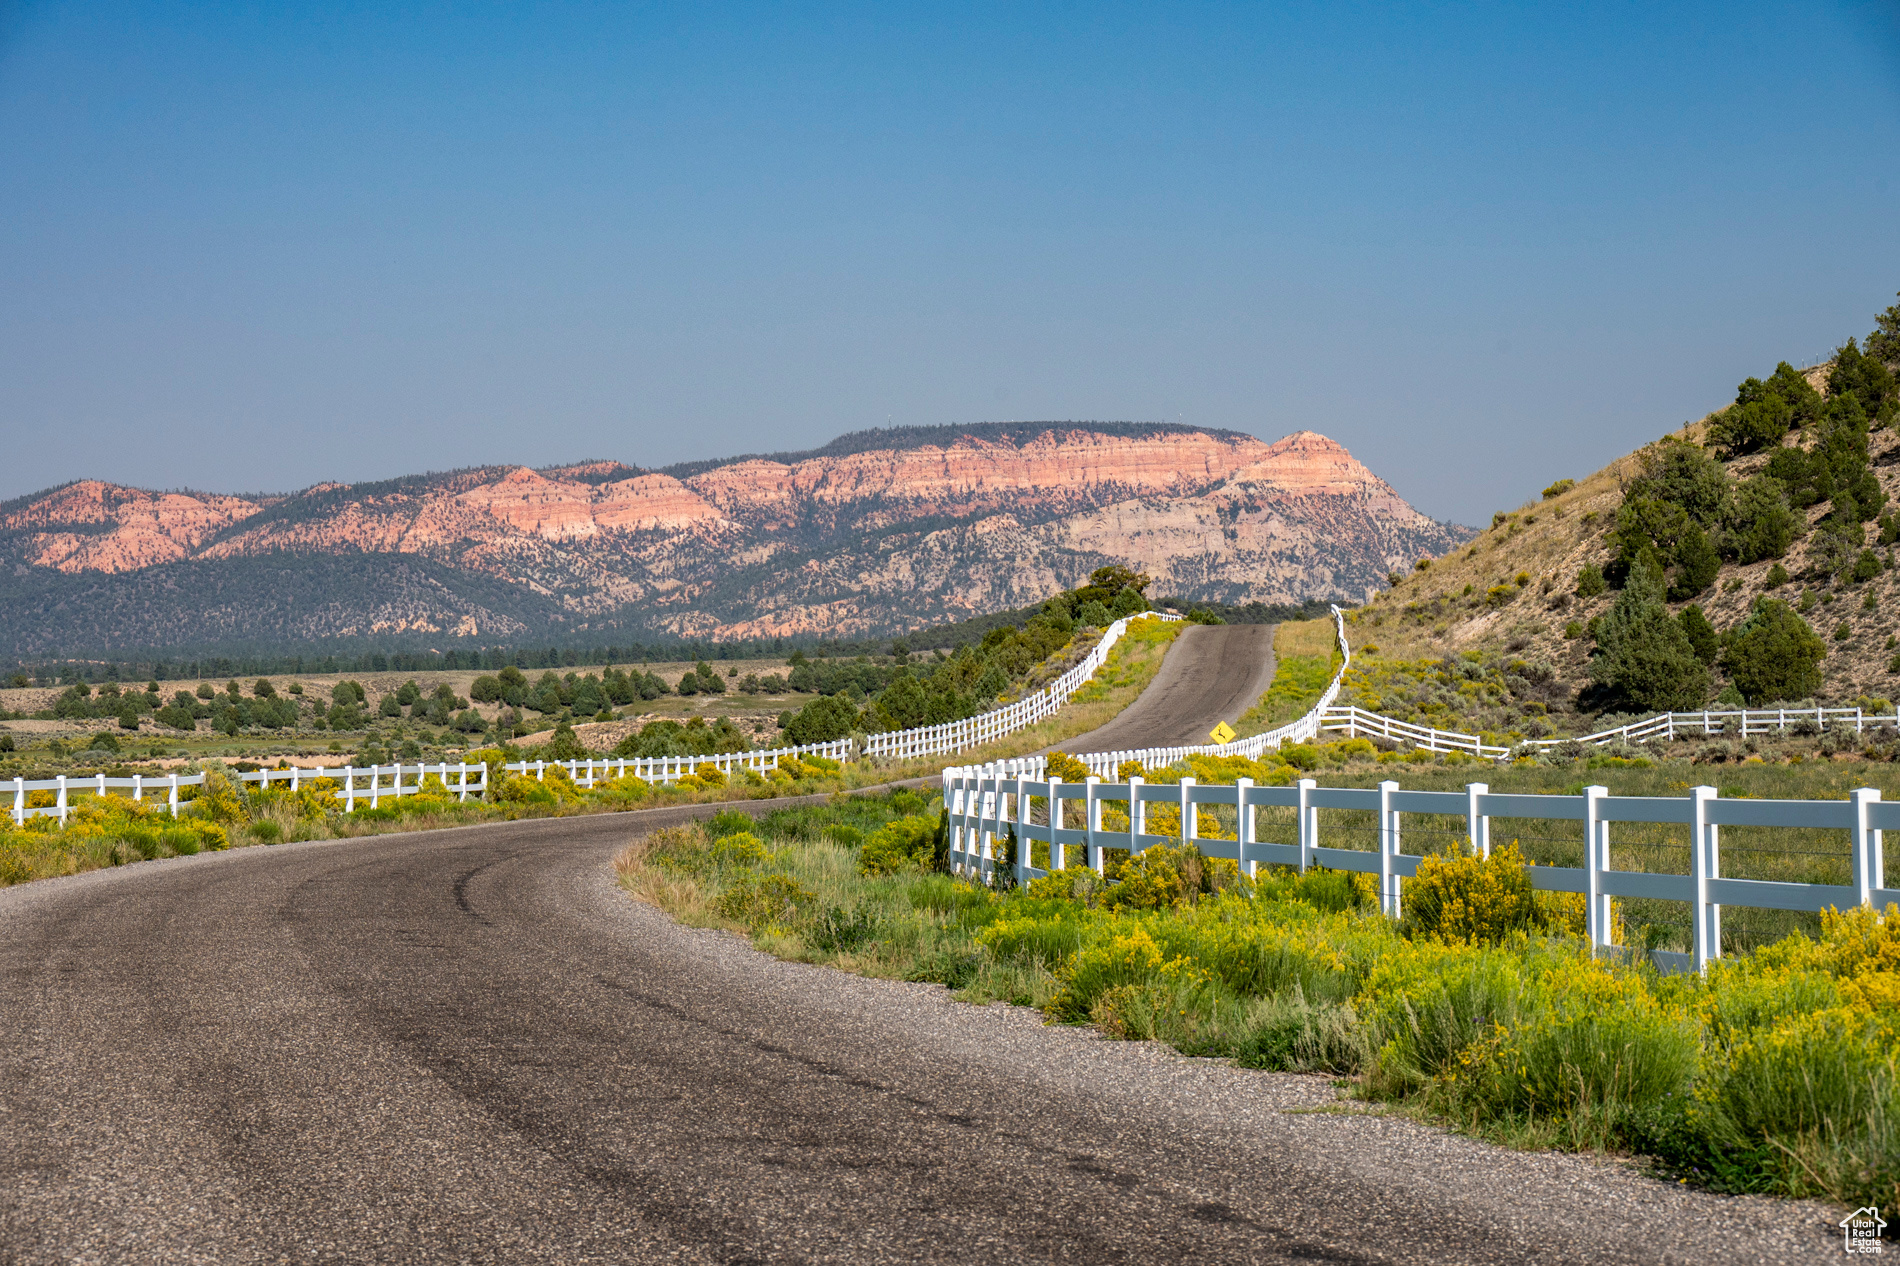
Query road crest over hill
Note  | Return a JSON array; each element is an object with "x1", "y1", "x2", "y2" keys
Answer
[{"x1": 1059, "y1": 622, "x2": 1279, "y2": 754}]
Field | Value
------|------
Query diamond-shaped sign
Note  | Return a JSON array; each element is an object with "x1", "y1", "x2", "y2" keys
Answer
[{"x1": 1209, "y1": 721, "x2": 1237, "y2": 745}]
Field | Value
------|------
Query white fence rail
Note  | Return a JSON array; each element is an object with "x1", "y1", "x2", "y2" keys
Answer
[
  {"x1": 497, "y1": 611, "x2": 1180, "y2": 786},
  {"x1": 950, "y1": 604, "x2": 1348, "y2": 783},
  {"x1": 9, "y1": 763, "x2": 490, "y2": 826},
  {"x1": 499, "y1": 746, "x2": 852, "y2": 787},
  {"x1": 941, "y1": 767, "x2": 1898, "y2": 973},
  {"x1": 1321, "y1": 703, "x2": 1900, "y2": 761},
  {"x1": 858, "y1": 610, "x2": 1176, "y2": 760},
  {"x1": 9, "y1": 611, "x2": 1177, "y2": 821}
]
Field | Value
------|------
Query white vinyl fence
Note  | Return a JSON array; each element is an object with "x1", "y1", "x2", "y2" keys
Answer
[
  {"x1": 940, "y1": 767, "x2": 1898, "y2": 974},
  {"x1": 10, "y1": 762, "x2": 490, "y2": 825},
  {"x1": 10, "y1": 611, "x2": 1179, "y2": 820},
  {"x1": 1321, "y1": 703, "x2": 1900, "y2": 761},
  {"x1": 498, "y1": 610, "x2": 1181, "y2": 787},
  {"x1": 942, "y1": 605, "x2": 1900, "y2": 973}
]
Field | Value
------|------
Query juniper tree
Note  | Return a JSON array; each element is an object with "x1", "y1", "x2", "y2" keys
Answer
[{"x1": 1587, "y1": 555, "x2": 1710, "y2": 712}]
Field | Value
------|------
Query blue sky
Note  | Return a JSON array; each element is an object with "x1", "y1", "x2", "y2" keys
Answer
[{"x1": 2, "y1": 2, "x2": 1896, "y2": 524}]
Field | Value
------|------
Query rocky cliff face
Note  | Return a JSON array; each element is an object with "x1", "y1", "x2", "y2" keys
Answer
[{"x1": 0, "y1": 424, "x2": 1472, "y2": 652}]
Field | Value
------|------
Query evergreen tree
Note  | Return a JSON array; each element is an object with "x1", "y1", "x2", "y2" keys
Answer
[
  {"x1": 1722, "y1": 597, "x2": 1826, "y2": 704},
  {"x1": 1669, "y1": 522, "x2": 1720, "y2": 600},
  {"x1": 1725, "y1": 474, "x2": 1799, "y2": 563},
  {"x1": 1587, "y1": 555, "x2": 1710, "y2": 712},
  {"x1": 1677, "y1": 605, "x2": 1719, "y2": 664},
  {"x1": 1865, "y1": 290, "x2": 1900, "y2": 370}
]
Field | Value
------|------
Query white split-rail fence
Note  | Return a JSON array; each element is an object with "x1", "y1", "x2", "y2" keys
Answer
[
  {"x1": 944, "y1": 606, "x2": 1900, "y2": 973},
  {"x1": 10, "y1": 611, "x2": 1178, "y2": 823},
  {"x1": 493, "y1": 610, "x2": 1181, "y2": 788},
  {"x1": 10, "y1": 763, "x2": 490, "y2": 826}
]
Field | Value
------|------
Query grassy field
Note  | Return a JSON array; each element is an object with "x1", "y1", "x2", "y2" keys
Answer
[
  {"x1": 0, "y1": 655, "x2": 823, "y2": 762},
  {"x1": 0, "y1": 617, "x2": 1187, "y2": 889},
  {"x1": 617, "y1": 777, "x2": 1900, "y2": 1212}
]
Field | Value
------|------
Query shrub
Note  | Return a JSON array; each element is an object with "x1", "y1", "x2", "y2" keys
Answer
[
  {"x1": 1669, "y1": 523, "x2": 1721, "y2": 599},
  {"x1": 1727, "y1": 475, "x2": 1799, "y2": 564},
  {"x1": 1575, "y1": 564, "x2": 1606, "y2": 598},
  {"x1": 1026, "y1": 864, "x2": 1109, "y2": 904},
  {"x1": 715, "y1": 872, "x2": 815, "y2": 929},
  {"x1": 1722, "y1": 598, "x2": 1827, "y2": 705},
  {"x1": 1400, "y1": 841, "x2": 1582, "y2": 945},
  {"x1": 1764, "y1": 562, "x2": 1789, "y2": 589},
  {"x1": 783, "y1": 694, "x2": 860, "y2": 745},
  {"x1": 1044, "y1": 751, "x2": 1090, "y2": 781},
  {"x1": 708, "y1": 831, "x2": 768, "y2": 868},
  {"x1": 856, "y1": 814, "x2": 940, "y2": 876},
  {"x1": 1542, "y1": 478, "x2": 1575, "y2": 499},
  {"x1": 1710, "y1": 362, "x2": 1821, "y2": 456},
  {"x1": 810, "y1": 902, "x2": 883, "y2": 954},
  {"x1": 1678, "y1": 604, "x2": 1719, "y2": 665},
  {"x1": 1460, "y1": 963, "x2": 1700, "y2": 1141}
]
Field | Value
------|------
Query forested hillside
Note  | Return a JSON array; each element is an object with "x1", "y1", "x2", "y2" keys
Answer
[{"x1": 1351, "y1": 292, "x2": 1900, "y2": 739}]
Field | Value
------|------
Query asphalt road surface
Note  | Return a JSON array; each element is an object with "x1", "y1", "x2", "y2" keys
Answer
[{"x1": 1065, "y1": 623, "x2": 1280, "y2": 753}]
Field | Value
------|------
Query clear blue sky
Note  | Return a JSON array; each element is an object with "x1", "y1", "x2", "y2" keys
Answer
[{"x1": 2, "y1": 2, "x2": 1896, "y2": 524}]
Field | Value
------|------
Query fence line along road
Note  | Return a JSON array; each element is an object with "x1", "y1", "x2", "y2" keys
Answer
[
  {"x1": 11, "y1": 611, "x2": 1182, "y2": 822},
  {"x1": 489, "y1": 610, "x2": 1182, "y2": 787},
  {"x1": 967, "y1": 601, "x2": 1898, "y2": 779},
  {"x1": 10, "y1": 762, "x2": 491, "y2": 825},
  {"x1": 939, "y1": 766, "x2": 1898, "y2": 975},
  {"x1": 942, "y1": 606, "x2": 1900, "y2": 974},
  {"x1": 1322, "y1": 703, "x2": 1900, "y2": 761}
]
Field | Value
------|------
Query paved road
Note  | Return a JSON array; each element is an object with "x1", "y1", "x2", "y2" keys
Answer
[
  {"x1": 0, "y1": 799, "x2": 1829, "y2": 1263},
  {"x1": 1066, "y1": 622, "x2": 1279, "y2": 753}
]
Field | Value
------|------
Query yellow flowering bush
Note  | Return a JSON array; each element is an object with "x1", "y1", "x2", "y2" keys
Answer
[{"x1": 1401, "y1": 841, "x2": 1585, "y2": 944}]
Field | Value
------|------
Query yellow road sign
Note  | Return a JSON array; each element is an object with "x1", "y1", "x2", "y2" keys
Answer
[{"x1": 1209, "y1": 721, "x2": 1237, "y2": 745}]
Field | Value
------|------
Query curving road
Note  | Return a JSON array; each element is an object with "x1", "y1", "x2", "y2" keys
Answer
[
  {"x1": 0, "y1": 647, "x2": 1832, "y2": 1263},
  {"x1": 1065, "y1": 622, "x2": 1279, "y2": 753}
]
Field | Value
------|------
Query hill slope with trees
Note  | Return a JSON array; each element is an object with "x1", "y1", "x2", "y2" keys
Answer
[{"x1": 1349, "y1": 291, "x2": 1900, "y2": 740}]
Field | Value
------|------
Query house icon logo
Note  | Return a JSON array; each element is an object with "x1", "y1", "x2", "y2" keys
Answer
[{"x1": 1843, "y1": 1207, "x2": 1886, "y2": 1255}]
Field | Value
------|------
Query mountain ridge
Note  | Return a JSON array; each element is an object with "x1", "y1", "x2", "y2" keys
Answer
[{"x1": 0, "y1": 424, "x2": 1472, "y2": 655}]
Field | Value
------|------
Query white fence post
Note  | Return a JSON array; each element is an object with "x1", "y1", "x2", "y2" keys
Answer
[
  {"x1": 345, "y1": 767, "x2": 357, "y2": 813},
  {"x1": 1235, "y1": 777, "x2": 1254, "y2": 878},
  {"x1": 1047, "y1": 776, "x2": 1063, "y2": 873},
  {"x1": 1692, "y1": 785, "x2": 1719, "y2": 972},
  {"x1": 1584, "y1": 784, "x2": 1609, "y2": 955},
  {"x1": 1298, "y1": 777, "x2": 1317, "y2": 872},
  {"x1": 1378, "y1": 779, "x2": 1399, "y2": 919},
  {"x1": 169, "y1": 774, "x2": 179, "y2": 817},
  {"x1": 1126, "y1": 775, "x2": 1144, "y2": 868},
  {"x1": 1081, "y1": 775, "x2": 1103, "y2": 874},
  {"x1": 11, "y1": 777, "x2": 23, "y2": 826},
  {"x1": 1179, "y1": 777, "x2": 1197, "y2": 849},
  {"x1": 1852, "y1": 788, "x2": 1882, "y2": 908},
  {"x1": 1465, "y1": 782, "x2": 1489, "y2": 858},
  {"x1": 56, "y1": 775, "x2": 67, "y2": 826}
]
